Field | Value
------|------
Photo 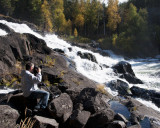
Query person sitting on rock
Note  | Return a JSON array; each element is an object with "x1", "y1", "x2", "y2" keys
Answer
[{"x1": 21, "y1": 62, "x2": 50, "y2": 111}]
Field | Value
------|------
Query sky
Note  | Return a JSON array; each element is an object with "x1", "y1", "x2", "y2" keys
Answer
[{"x1": 100, "y1": 0, "x2": 129, "y2": 5}]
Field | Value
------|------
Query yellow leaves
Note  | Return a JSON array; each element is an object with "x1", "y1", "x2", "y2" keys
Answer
[
  {"x1": 74, "y1": 28, "x2": 78, "y2": 37},
  {"x1": 106, "y1": 0, "x2": 121, "y2": 31},
  {"x1": 41, "y1": 0, "x2": 53, "y2": 32},
  {"x1": 74, "y1": 14, "x2": 85, "y2": 27},
  {"x1": 44, "y1": 56, "x2": 55, "y2": 67}
]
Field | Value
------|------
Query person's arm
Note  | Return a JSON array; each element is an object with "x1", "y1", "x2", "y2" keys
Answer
[{"x1": 29, "y1": 68, "x2": 42, "y2": 83}]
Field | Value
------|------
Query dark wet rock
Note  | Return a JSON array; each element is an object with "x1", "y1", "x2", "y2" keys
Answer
[
  {"x1": 108, "y1": 80, "x2": 131, "y2": 96},
  {"x1": 48, "y1": 93, "x2": 73, "y2": 123},
  {"x1": 114, "y1": 113, "x2": 128, "y2": 123},
  {"x1": 120, "y1": 73, "x2": 143, "y2": 84},
  {"x1": 68, "y1": 47, "x2": 72, "y2": 52},
  {"x1": 70, "y1": 110, "x2": 91, "y2": 128},
  {"x1": 107, "y1": 120, "x2": 126, "y2": 128},
  {"x1": 86, "y1": 109, "x2": 115, "y2": 128},
  {"x1": 0, "y1": 23, "x2": 14, "y2": 33},
  {"x1": 0, "y1": 105, "x2": 20, "y2": 128},
  {"x1": 34, "y1": 115, "x2": 59, "y2": 128},
  {"x1": 25, "y1": 33, "x2": 52, "y2": 55},
  {"x1": 53, "y1": 48, "x2": 64, "y2": 54},
  {"x1": 130, "y1": 86, "x2": 160, "y2": 107},
  {"x1": 112, "y1": 61, "x2": 135, "y2": 76},
  {"x1": 112, "y1": 61, "x2": 143, "y2": 84},
  {"x1": 77, "y1": 51, "x2": 97, "y2": 63}
]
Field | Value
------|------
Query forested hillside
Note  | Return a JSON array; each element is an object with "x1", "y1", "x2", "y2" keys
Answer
[{"x1": 0, "y1": 0, "x2": 159, "y2": 57}]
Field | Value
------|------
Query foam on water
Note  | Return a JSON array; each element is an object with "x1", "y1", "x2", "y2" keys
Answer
[
  {"x1": 0, "y1": 20, "x2": 160, "y2": 111},
  {"x1": 0, "y1": 29, "x2": 7, "y2": 36}
]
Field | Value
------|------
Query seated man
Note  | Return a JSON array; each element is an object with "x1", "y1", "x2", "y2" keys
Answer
[{"x1": 21, "y1": 62, "x2": 49, "y2": 110}]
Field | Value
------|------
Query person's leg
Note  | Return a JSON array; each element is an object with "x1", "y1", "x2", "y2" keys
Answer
[{"x1": 28, "y1": 90, "x2": 50, "y2": 109}]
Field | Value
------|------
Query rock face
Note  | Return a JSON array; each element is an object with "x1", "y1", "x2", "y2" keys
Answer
[
  {"x1": 0, "y1": 105, "x2": 20, "y2": 128},
  {"x1": 48, "y1": 93, "x2": 73, "y2": 122},
  {"x1": 112, "y1": 61, "x2": 143, "y2": 84},
  {"x1": 77, "y1": 51, "x2": 97, "y2": 63}
]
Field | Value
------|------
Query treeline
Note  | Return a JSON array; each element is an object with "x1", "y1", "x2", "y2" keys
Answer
[{"x1": 0, "y1": 0, "x2": 159, "y2": 57}]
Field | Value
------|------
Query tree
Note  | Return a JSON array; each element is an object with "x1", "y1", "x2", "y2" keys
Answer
[
  {"x1": 0, "y1": 0, "x2": 13, "y2": 16},
  {"x1": 106, "y1": 0, "x2": 121, "y2": 32},
  {"x1": 41, "y1": 0, "x2": 53, "y2": 32},
  {"x1": 74, "y1": 28, "x2": 78, "y2": 37}
]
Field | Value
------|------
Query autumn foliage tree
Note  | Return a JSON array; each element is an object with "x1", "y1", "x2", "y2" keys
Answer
[{"x1": 106, "y1": 0, "x2": 121, "y2": 32}]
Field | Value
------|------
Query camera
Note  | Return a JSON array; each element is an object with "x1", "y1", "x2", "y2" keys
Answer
[{"x1": 33, "y1": 65, "x2": 42, "y2": 76}]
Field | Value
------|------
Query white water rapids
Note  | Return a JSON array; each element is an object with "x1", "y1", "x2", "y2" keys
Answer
[{"x1": 0, "y1": 20, "x2": 160, "y2": 111}]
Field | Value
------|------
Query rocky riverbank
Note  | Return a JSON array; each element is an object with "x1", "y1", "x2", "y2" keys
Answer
[{"x1": 0, "y1": 17, "x2": 160, "y2": 128}]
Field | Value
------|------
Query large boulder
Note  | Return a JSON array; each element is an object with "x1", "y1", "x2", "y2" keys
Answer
[
  {"x1": 77, "y1": 51, "x2": 97, "y2": 63},
  {"x1": 77, "y1": 88, "x2": 110, "y2": 114},
  {"x1": 48, "y1": 93, "x2": 73, "y2": 122},
  {"x1": 70, "y1": 110, "x2": 91, "y2": 128},
  {"x1": 112, "y1": 61, "x2": 135, "y2": 76},
  {"x1": 112, "y1": 61, "x2": 143, "y2": 84},
  {"x1": 0, "y1": 105, "x2": 20, "y2": 128},
  {"x1": 34, "y1": 115, "x2": 59, "y2": 128},
  {"x1": 85, "y1": 109, "x2": 115, "y2": 128}
]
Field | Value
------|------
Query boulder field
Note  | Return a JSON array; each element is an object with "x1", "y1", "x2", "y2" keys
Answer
[{"x1": 0, "y1": 19, "x2": 160, "y2": 128}]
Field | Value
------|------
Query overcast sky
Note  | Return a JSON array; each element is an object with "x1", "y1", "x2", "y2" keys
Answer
[{"x1": 100, "y1": 0, "x2": 128, "y2": 5}]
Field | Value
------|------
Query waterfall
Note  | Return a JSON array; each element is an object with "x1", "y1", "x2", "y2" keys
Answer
[{"x1": 0, "y1": 20, "x2": 160, "y2": 111}]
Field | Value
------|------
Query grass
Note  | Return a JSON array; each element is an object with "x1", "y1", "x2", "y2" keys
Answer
[
  {"x1": 43, "y1": 56, "x2": 55, "y2": 67},
  {"x1": 96, "y1": 84, "x2": 109, "y2": 95},
  {"x1": 15, "y1": 117, "x2": 36, "y2": 128}
]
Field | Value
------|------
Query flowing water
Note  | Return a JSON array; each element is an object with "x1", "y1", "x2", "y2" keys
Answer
[{"x1": 0, "y1": 20, "x2": 160, "y2": 111}]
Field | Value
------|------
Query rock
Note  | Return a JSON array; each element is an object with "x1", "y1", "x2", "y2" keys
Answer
[
  {"x1": 86, "y1": 109, "x2": 115, "y2": 128},
  {"x1": 0, "y1": 105, "x2": 20, "y2": 128},
  {"x1": 70, "y1": 110, "x2": 91, "y2": 128},
  {"x1": 124, "y1": 98, "x2": 160, "y2": 121},
  {"x1": 127, "y1": 124, "x2": 141, "y2": 128},
  {"x1": 0, "y1": 23, "x2": 14, "y2": 33},
  {"x1": 108, "y1": 80, "x2": 131, "y2": 96},
  {"x1": 34, "y1": 115, "x2": 59, "y2": 128},
  {"x1": 25, "y1": 33, "x2": 52, "y2": 55},
  {"x1": 120, "y1": 73, "x2": 143, "y2": 84},
  {"x1": 130, "y1": 86, "x2": 160, "y2": 107},
  {"x1": 112, "y1": 61, "x2": 135, "y2": 76},
  {"x1": 150, "y1": 118, "x2": 160, "y2": 128},
  {"x1": 77, "y1": 88, "x2": 110, "y2": 114},
  {"x1": 77, "y1": 51, "x2": 97, "y2": 63},
  {"x1": 8, "y1": 93, "x2": 37, "y2": 111},
  {"x1": 68, "y1": 47, "x2": 72, "y2": 52},
  {"x1": 107, "y1": 121, "x2": 126, "y2": 128},
  {"x1": 114, "y1": 113, "x2": 128, "y2": 123},
  {"x1": 48, "y1": 93, "x2": 73, "y2": 122},
  {"x1": 53, "y1": 48, "x2": 65, "y2": 54},
  {"x1": 112, "y1": 61, "x2": 143, "y2": 84}
]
